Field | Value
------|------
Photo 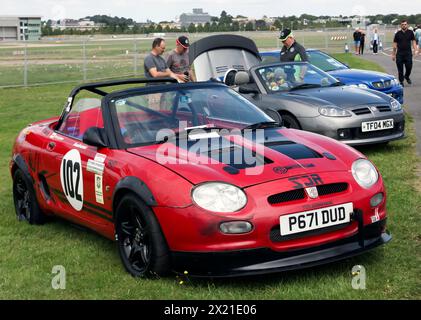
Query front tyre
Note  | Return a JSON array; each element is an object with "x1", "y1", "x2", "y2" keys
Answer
[
  {"x1": 115, "y1": 194, "x2": 170, "y2": 277},
  {"x1": 281, "y1": 114, "x2": 301, "y2": 129},
  {"x1": 13, "y1": 169, "x2": 44, "y2": 224}
]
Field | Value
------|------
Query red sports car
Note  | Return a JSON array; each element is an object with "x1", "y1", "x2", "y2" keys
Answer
[{"x1": 10, "y1": 78, "x2": 391, "y2": 277}]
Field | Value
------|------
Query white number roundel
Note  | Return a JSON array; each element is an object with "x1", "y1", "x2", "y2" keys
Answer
[{"x1": 60, "y1": 149, "x2": 84, "y2": 211}]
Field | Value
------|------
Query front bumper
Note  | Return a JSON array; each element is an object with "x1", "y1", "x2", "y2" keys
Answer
[
  {"x1": 299, "y1": 114, "x2": 405, "y2": 146},
  {"x1": 171, "y1": 219, "x2": 391, "y2": 277}
]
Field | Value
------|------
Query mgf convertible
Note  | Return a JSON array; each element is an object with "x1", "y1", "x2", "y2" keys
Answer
[
  {"x1": 11, "y1": 78, "x2": 390, "y2": 277},
  {"x1": 189, "y1": 35, "x2": 405, "y2": 146}
]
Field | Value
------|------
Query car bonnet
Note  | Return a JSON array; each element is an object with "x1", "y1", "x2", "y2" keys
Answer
[{"x1": 127, "y1": 128, "x2": 357, "y2": 187}]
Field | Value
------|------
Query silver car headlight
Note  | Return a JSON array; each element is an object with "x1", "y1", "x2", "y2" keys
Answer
[
  {"x1": 390, "y1": 98, "x2": 402, "y2": 111},
  {"x1": 319, "y1": 106, "x2": 352, "y2": 117},
  {"x1": 349, "y1": 83, "x2": 368, "y2": 89},
  {"x1": 352, "y1": 159, "x2": 379, "y2": 189},
  {"x1": 192, "y1": 182, "x2": 247, "y2": 213}
]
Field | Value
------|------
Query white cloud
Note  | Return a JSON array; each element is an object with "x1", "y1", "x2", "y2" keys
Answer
[{"x1": 1, "y1": 0, "x2": 420, "y2": 21}]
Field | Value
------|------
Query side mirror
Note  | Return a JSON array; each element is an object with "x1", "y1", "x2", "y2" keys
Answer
[
  {"x1": 239, "y1": 84, "x2": 259, "y2": 94},
  {"x1": 83, "y1": 127, "x2": 107, "y2": 148},
  {"x1": 265, "y1": 108, "x2": 283, "y2": 126}
]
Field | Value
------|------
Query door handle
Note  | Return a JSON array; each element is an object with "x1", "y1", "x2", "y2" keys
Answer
[{"x1": 47, "y1": 141, "x2": 56, "y2": 151}]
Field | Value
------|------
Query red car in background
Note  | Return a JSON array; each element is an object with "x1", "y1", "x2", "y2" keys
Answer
[{"x1": 10, "y1": 78, "x2": 391, "y2": 277}]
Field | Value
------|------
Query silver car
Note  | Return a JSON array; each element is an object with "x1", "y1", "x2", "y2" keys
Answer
[{"x1": 189, "y1": 34, "x2": 405, "y2": 146}]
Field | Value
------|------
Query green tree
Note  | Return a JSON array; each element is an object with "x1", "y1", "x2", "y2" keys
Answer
[
  {"x1": 245, "y1": 21, "x2": 255, "y2": 31},
  {"x1": 203, "y1": 22, "x2": 211, "y2": 32},
  {"x1": 187, "y1": 23, "x2": 196, "y2": 33}
]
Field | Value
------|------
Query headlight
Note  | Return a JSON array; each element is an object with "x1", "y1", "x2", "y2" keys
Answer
[
  {"x1": 392, "y1": 78, "x2": 400, "y2": 86},
  {"x1": 192, "y1": 182, "x2": 247, "y2": 213},
  {"x1": 352, "y1": 159, "x2": 379, "y2": 189},
  {"x1": 349, "y1": 84, "x2": 368, "y2": 89},
  {"x1": 319, "y1": 106, "x2": 352, "y2": 117},
  {"x1": 390, "y1": 98, "x2": 402, "y2": 111}
]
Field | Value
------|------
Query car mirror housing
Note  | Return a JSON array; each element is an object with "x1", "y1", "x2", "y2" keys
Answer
[{"x1": 83, "y1": 127, "x2": 107, "y2": 148}]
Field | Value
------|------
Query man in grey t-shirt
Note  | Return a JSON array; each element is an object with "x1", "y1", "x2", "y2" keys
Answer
[
  {"x1": 166, "y1": 36, "x2": 195, "y2": 82},
  {"x1": 144, "y1": 38, "x2": 186, "y2": 82}
]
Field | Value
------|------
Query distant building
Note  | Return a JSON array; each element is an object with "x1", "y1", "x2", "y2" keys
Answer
[
  {"x1": 0, "y1": 15, "x2": 42, "y2": 41},
  {"x1": 178, "y1": 8, "x2": 211, "y2": 27},
  {"x1": 51, "y1": 19, "x2": 105, "y2": 31},
  {"x1": 159, "y1": 21, "x2": 181, "y2": 29}
]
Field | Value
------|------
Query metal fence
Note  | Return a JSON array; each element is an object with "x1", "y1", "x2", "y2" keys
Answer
[{"x1": 0, "y1": 28, "x2": 396, "y2": 88}]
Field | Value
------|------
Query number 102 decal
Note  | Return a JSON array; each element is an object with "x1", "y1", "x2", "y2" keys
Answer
[{"x1": 60, "y1": 149, "x2": 84, "y2": 211}]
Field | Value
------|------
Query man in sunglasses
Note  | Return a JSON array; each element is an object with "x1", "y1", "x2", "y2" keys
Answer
[
  {"x1": 392, "y1": 20, "x2": 419, "y2": 86},
  {"x1": 166, "y1": 36, "x2": 196, "y2": 82}
]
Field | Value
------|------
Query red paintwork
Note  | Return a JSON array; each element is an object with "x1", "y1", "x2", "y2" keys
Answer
[{"x1": 11, "y1": 113, "x2": 387, "y2": 253}]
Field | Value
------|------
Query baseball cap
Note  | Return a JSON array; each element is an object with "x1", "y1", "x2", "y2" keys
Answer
[
  {"x1": 176, "y1": 36, "x2": 190, "y2": 48},
  {"x1": 279, "y1": 29, "x2": 293, "y2": 41}
]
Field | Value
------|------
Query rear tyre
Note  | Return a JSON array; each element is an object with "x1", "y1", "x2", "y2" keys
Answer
[
  {"x1": 280, "y1": 114, "x2": 301, "y2": 129},
  {"x1": 13, "y1": 169, "x2": 44, "y2": 224},
  {"x1": 115, "y1": 194, "x2": 170, "y2": 277}
]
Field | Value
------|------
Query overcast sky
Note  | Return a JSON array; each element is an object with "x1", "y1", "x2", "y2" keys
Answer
[{"x1": 1, "y1": 0, "x2": 420, "y2": 22}]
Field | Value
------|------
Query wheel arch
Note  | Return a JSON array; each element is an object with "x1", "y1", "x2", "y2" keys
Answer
[
  {"x1": 11, "y1": 154, "x2": 33, "y2": 183},
  {"x1": 112, "y1": 176, "x2": 157, "y2": 217},
  {"x1": 277, "y1": 110, "x2": 302, "y2": 129}
]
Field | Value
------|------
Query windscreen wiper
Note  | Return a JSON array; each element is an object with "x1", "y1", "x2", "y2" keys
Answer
[
  {"x1": 329, "y1": 82, "x2": 345, "y2": 87},
  {"x1": 242, "y1": 121, "x2": 279, "y2": 131},
  {"x1": 289, "y1": 83, "x2": 322, "y2": 91}
]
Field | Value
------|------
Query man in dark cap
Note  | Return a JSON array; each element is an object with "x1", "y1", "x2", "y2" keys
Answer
[
  {"x1": 279, "y1": 29, "x2": 308, "y2": 83},
  {"x1": 166, "y1": 35, "x2": 196, "y2": 82},
  {"x1": 279, "y1": 28, "x2": 309, "y2": 62}
]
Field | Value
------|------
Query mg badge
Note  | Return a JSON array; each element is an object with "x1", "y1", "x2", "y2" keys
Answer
[
  {"x1": 370, "y1": 106, "x2": 378, "y2": 112},
  {"x1": 305, "y1": 186, "x2": 318, "y2": 199}
]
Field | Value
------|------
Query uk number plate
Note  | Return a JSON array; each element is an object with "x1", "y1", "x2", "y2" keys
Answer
[
  {"x1": 279, "y1": 203, "x2": 353, "y2": 236},
  {"x1": 361, "y1": 119, "x2": 394, "y2": 132}
]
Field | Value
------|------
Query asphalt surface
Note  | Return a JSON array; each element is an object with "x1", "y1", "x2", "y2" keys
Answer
[{"x1": 359, "y1": 48, "x2": 421, "y2": 155}]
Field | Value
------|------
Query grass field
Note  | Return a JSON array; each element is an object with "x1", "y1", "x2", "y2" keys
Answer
[{"x1": 0, "y1": 54, "x2": 420, "y2": 299}]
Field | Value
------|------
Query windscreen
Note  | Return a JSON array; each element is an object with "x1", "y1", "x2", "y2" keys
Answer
[{"x1": 110, "y1": 85, "x2": 273, "y2": 146}]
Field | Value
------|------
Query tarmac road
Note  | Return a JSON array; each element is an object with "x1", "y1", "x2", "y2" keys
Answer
[{"x1": 360, "y1": 48, "x2": 421, "y2": 155}]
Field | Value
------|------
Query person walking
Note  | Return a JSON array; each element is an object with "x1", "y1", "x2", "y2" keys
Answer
[
  {"x1": 359, "y1": 30, "x2": 366, "y2": 55},
  {"x1": 353, "y1": 28, "x2": 361, "y2": 55},
  {"x1": 371, "y1": 28, "x2": 379, "y2": 54},
  {"x1": 144, "y1": 37, "x2": 186, "y2": 82},
  {"x1": 415, "y1": 25, "x2": 421, "y2": 51},
  {"x1": 166, "y1": 36, "x2": 195, "y2": 82},
  {"x1": 392, "y1": 20, "x2": 419, "y2": 86}
]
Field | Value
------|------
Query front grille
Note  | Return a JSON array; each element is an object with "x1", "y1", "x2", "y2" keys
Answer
[
  {"x1": 317, "y1": 183, "x2": 348, "y2": 196},
  {"x1": 268, "y1": 183, "x2": 348, "y2": 205},
  {"x1": 268, "y1": 189, "x2": 305, "y2": 204},
  {"x1": 352, "y1": 107, "x2": 371, "y2": 115},
  {"x1": 376, "y1": 105, "x2": 391, "y2": 112}
]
